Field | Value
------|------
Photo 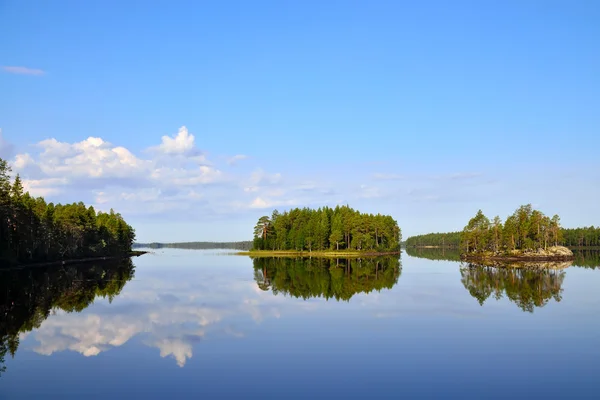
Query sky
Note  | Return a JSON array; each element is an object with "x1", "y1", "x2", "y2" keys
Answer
[{"x1": 1, "y1": 0, "x2": 599, "y2": 242}]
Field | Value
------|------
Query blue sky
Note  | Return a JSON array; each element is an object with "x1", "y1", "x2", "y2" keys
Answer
[{"x1": 1, "y1": 0, "x2": 599, "y2": 242}]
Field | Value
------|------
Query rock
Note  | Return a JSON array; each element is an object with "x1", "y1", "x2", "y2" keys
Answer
[{"x1": 547, "y1": 246, "x2": 573, "y2": 256}]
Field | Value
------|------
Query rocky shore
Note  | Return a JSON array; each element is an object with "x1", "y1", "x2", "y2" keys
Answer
[{"x1": 461, "y1": 246, "x2": 574, "y2": 262}]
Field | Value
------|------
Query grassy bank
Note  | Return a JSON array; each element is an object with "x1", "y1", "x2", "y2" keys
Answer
[{"x1": 235, "y1": 250, "x2": 400, "y2": 258}]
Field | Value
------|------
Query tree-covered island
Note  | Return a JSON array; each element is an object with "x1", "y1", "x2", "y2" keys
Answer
[
  {"x1": 459, "y1": 204, "x2": 573, "y2": 261},
  {"x1": 0, "y1": 158, "x2": 140, "y2": 267},
  {"x1": 243, "y1": 206, "x2": 401, "y2": 256}
]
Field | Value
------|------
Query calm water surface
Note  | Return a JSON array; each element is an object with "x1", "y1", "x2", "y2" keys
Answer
[{"x1": 1, "y1": 249, "x2": 599, "y2": 399}]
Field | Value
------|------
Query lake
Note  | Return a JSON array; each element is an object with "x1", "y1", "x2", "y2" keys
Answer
[{"x1": 1, "y1": 249, "x2": 599, "y2": 399}]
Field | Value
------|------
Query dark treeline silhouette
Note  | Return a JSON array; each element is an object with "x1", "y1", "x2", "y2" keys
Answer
[
  {"x1": 562, "y1": 227, "x2": 600, "y2": 247},
  {"x1": 0, "y1": 258, "x2": 136, "y2": 376},
  {"x1": 404, "y1": 232, "x2": 461, "y2": 248},
  {"x1": 252, "y1": 256, "x2": 401, "y2": 301},
  {"x1": 405, "y1": 246, "x2": 461, "y2": 262},
  {"x1": 1, "y1": 158, "x2": 135, "y2": 266},
  {"x1": 460, "y1": 263, "x2": 565, "y2": 312},
  {"x1": 134, "y1": 241, "x2": 253, "y2": 250},
  {"x1": 252, "y1": 206, "x2": 401, "y2": 252}
]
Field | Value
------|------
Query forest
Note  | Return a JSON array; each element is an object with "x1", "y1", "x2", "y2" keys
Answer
[
  {"x1": 252, "y1": 206, "x2": 401, "y2": 252},
  {"x1": 404, "y1": 231, "x2": 461, "y2": 248},
  {"x1": 0, "y1": 158, "x2": 135, "y2": 266},
  {"x1": 134, "y1": 241, "x2": 253, "y2": 250},
  {"x1": 561, "y1": 227, "x2": 600, "y2": 247},
  {"x1": 461, "y1": 205, "x2": 565, "y2": 254},
  {"x1": 406, "y1": 206, "x2": 600, "y2": 253},
  {"x1": 253, "y1": 256, "x2": 401, "y2": 301},
  {"x1": 0, "y1": 258, "x2": 135, "y2": 376}
]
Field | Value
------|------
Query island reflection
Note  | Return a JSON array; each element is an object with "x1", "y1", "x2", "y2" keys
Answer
[
  {"x1": 0, "y1": 259, "x2": 135, "y2": 376},
  {"x1": 460, "y1": 262, "x2": 566, "y2": 313},
  {"x1": 252, "y1": 256, "x2": 401, "y2": 301}
]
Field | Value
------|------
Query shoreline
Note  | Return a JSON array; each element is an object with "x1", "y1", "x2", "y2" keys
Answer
[
  {"x1": 235, "y1": 250, "x2": 401, "y2": 258},
  {"x1": 1, "y1": 251, "x2": 148, "y2": 270}
]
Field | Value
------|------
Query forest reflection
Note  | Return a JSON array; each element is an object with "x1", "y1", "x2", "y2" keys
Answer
[
  {"x1": 252, "y1": 256, "x2": 401, "y2": 301},
  {"x1": 0, "y1": 259, "x2": 135, "y2": 377},
  {"x1": 460, "y1": 263, "x2": 566, "y2": 313},
  {"x1": 405, "y1": 247, "x2": 461, "y2": 261}
]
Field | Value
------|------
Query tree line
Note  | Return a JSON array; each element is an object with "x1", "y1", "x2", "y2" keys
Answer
[
  {"x1": 404, "y1": 232, "x2": 461, "y2": 248},
  {"x1": 253, "y1": 256, "x2": 401, "y2": 301},
  {"x1": 0, "y1": 258, "x2": 135, "y2": 376},
  {"x1": 134, "y1": 241, "x2": 253, "y2": 250},
  {"x1": 461, "y1": 205, "x2": 565, "y2": 253},
  {"x1": 1, "y1": 158, "x2": 135, "y2": 266},
  {"x1": 252, "y1": 206, "x2": 401, "y2": 252},
  {"x1": 561, "y1": 227, "x2": 600, "y2": 247},
  {"x1": 406, "y1": 205, "x2": 600, "y2": 253}
]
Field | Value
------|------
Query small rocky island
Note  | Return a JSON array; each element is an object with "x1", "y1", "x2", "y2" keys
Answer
[{"x1": 459, "y1": 205, "x2": 575, "y2": 262}]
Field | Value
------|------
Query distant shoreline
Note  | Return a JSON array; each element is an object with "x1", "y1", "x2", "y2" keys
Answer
[{"x1": 236, "y1": 250, "x2": 401, "y2": 258}]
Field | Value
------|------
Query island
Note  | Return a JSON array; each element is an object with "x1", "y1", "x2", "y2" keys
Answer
[
  {"x1": 0, "y1": 158, "x2": 141, "y2": 267},
  {"x1": 241, "y1": 206, "x2": 401, "y2": 256},
  {"x1": 459, "y1": 204, "x2": 574, "y2": 261}
]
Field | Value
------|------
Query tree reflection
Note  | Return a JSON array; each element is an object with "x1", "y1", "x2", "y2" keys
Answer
[
  {"x1": 0, "y1": 259, "x2": 135, "y2": 376},
  {"x1": 252, "y1": 257, "x2": 401, "y2": 301},
  {"x1": 572, "y1": 250, "x2": 600, "y2": 269},
  {"x1": 405, "y1": 247, "x2": 461, "y2": 262},
  {"x1": 460, "y1": 262, "x2": 567, "y2": 312}
]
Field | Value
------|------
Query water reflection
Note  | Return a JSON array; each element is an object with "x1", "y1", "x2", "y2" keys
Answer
[
  {"x1": 0, "y1": 259, "x2": 135, "y2": 376},
  {"x1": 460, "y1": 263, "x2": 566, "y2": 312},
  {"x1": 253, "y1": 256, "x2": 401, "y2": 301},
  {"x1": 573, "y1": 250, "x2": 600, "y2": 269},
  {"x1": 405, "y1": 247, "x2": 461, "y2": 261}
]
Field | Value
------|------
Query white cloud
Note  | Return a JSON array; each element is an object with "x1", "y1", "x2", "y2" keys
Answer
[
  {"x1": 8, "y1": 126, "x2": 377, "y2": 224},
  {"x1": 2, "y1": 66, "x2": 45, "y2": 76},
  {"x1": 227, "y1": 154, "x2": 248, "y2": 165},
  {"x1": 26, "y1": 278, "x2": 299, "y2": 368},
  {"x1": 154, "y1": 126, "x2": 195, "y2": 155},
  {"x1": 22, "y1": 178, "x2": 68, "y2": 197},
  {"x1": 154, "y1": 338, "x2": 194, "y2": 367}
]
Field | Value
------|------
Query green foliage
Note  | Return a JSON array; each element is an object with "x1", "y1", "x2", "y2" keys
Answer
[
  {"x1": 460, "y1": 263, "x2": 565, "y2": 312},
  {"x1": 0, "y1": 258, "x2": 136, "y2": 376},
  {"x1": 405, "y1": 231, "x2": 461, "y2": 248},
  {"x1": 0, "y1": 157, "x2": 135, "y2": 265},
  {"x1": 460, "y1": 204, "x2": 563, "y2": 254},
  {"x1": 251, "y1": 206, "x2": 401, "y2": 252},
  {"x1": 253, "y1": 256, "x2": 401, "y2": 301},
  {"x1": 561, "y1": 226, "x2": 600, "y2": 247}
]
